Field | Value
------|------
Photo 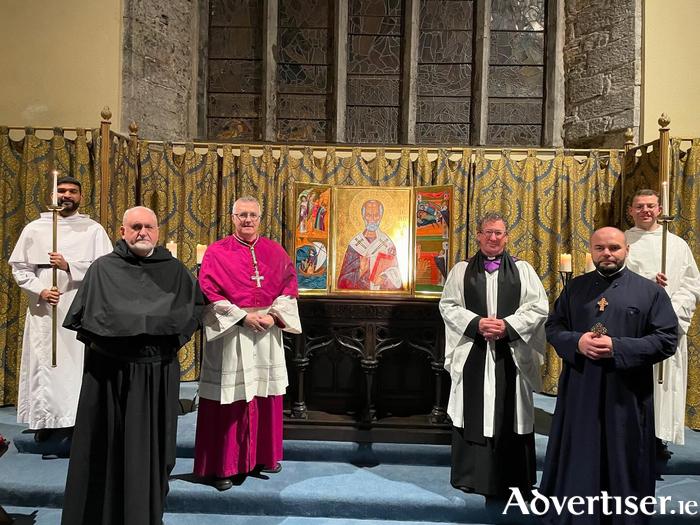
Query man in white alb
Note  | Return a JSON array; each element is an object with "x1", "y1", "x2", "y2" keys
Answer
[
  {"x1": 9, "y1": 176, "x2": 112, "y2": 441},
  {"x1": 625, "y1": 188, "x2": 700, "y2": 454}
]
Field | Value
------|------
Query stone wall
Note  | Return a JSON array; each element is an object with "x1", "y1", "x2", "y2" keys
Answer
[
  {"x1": 121, "y1": 0, "x2": 201, "y2": 140},
  {"x1": 563, "y1": 0, "x2": 641, "y2": 147}
]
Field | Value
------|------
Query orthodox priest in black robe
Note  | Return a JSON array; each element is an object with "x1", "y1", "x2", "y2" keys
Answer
[
  {"x1": 540, "y1": 227, "x2": 677, "y2": 525},
  {"x1": 61, "y1": 206, "x2": 205, "y2": 525},
  {"x1": 439, "y1": 211, "x2": 549, "y2": 498}
]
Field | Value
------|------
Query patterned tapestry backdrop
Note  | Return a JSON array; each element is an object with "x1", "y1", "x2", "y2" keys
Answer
[
  {"x1": 2, "y1": 128, "x2": 699, "y2": 428},
  {"x1": 0, "y1": 127, "x2": 101, "y2": 406}
]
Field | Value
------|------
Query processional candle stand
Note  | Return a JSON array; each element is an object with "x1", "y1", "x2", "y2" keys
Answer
[
  {"x1": 657, "y1": 180, "x2": 672, "y2": 385},
  {"x1": 48, "y1": 170, "x2": 65, "y2": 368}
]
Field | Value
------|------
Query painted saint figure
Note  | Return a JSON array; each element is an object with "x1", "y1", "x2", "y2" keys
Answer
[
  {"x1": 298, "y1": 195, "x2": 308, "y2": 234},
  {"x1": 337, "y1": 199, "x2": 402, "y2": 290}
]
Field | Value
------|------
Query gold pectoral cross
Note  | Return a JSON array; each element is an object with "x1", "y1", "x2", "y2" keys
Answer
[{"x1": 597, "y1": 297, "x2": 609, "y2": 311}]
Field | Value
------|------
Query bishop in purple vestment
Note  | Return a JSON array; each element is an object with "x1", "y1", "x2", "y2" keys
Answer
[{"x1": 194, "y1": 197, "x2": 301, "y2": 491}]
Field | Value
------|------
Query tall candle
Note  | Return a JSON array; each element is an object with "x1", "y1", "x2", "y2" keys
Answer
[
  {"x1": 560, "y1": 253, "x2": 572, "y2": 272},
  {"x1": 52, "y1": 170, "x2": 58, "y2": 206},
  {"x1": 585, "y1": 253, "x2": 595, "y2": 273},
  {"x1": 196, "y1": 243, "x2": 207, "y2": 265},
  {"x1": 166, "y1": 242, "x2": 177, "y2": 259},
  {"x1": 662, "y1": 181, "x2": 670, "y2": 215}
]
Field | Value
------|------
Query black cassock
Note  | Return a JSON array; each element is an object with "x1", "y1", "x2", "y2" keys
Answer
[
  {"x1": 61, "y1": 240, "x2": 204, "y2": 525},
  {"x1": 540, "y1": 268, "x2": 677, "y2": 525}
]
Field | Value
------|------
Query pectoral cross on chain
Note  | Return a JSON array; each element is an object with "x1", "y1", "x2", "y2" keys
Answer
[
  {"x1": 251, "y1": 269, "x2": 264, "y2": 288},
  {"x1": 597, "y1": 297, "x2": 609, "y2": 311}
]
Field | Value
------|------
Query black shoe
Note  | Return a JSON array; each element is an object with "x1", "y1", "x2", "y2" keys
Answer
[
  {"x1": 34, "y1": 429, "x2": 54, "y2": 443},
  {"x1": 213, "y1": 477, "x2": 233, "y2": 491},
  {"x1": 262, "y1": 462, "x2": 282, "y2": 474},
  {"x1": 656, "y1": 438, "x2": 672, "y2": 461}
]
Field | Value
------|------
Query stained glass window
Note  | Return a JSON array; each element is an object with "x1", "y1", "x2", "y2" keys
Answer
[
  {"x1": 488, "y1": 0, "x2": 545, "y2": 146},
  {"x1": 277, "y1": 0, "x2": 333, "y2": 142},
  {"x1": 208, "y1": 0, "x2": 263, "y2": 141},
  {"x1": 346, "y1": 0, "x2": 403, "y2": 143},
  {"x1": 416, "y1": 0, "x2": 474, "y2": 144},
  {"x1": 205, "y1": 0, "x2": 551, "y2": 146}
]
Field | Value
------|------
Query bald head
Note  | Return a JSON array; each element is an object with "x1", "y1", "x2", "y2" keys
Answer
[
  {"x1": 590, "y1": 227, "x2": 628, "y2": 275},
  {"x1": 121, "y1": 206, "x2": 159, "y2": 257},
  {"x1": 123, "y1": 206, "x2": 158, "y2": 225}
]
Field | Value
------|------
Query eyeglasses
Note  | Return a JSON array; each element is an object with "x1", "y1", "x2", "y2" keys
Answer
[
  {"x1": 233, "y1": 213, "x2": 261, "y2": 221},
  {"x1": 632, "y1": 204, "x2": 658, "y2": 211},
  {"x1": 479, "y1": 230, "x2": 506, "y2": 238}
]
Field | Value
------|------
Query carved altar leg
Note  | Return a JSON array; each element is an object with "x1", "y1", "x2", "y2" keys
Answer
[
  {"x1": 290, "y1": 333, "x2": 308, "y2": 419},
  {"x1": 430, "y1": 360, "x2": 448, "y2": 424},
  {"x1": 361, "y1": 358, "x2": 379, "y2": 423}
]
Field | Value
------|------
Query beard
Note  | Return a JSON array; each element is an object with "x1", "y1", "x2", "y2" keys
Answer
[
  {"x1": 126, "y1": 238, "x2": 154, "y2": 256},
  {"x1": 595, "y1": 258, "x2": 625, "y2": 276},
  {"x1": 364, "y1": 220, "x2": 380, "y2": 232},
  {"x1": 59, "y1": 198, "x2": 79, "y2": 214}
]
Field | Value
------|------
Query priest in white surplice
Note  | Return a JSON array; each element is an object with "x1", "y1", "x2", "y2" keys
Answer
[
  {"x1": 439, "y1": 210, "x2": 548, "y2": 498},
  {"x1": 625, "y1": 189, "x2": 700, "y2": 450},
  {"x1": 8, "y1": 176, "x2": 112, "y2": 440},
  {"x1": 194, "y1": 197, "x2": 301, "y2": 492}
]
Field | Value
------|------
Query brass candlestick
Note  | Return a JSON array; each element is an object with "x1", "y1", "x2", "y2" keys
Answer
[
  {"x1": 559, "y1": 270, "x2": 573, "y2": 289},
  {"x1": 47, "y1": 203, "x2": 65, "y2": 368},
  {"x1": 657, "y1": 215, "x2": 673, "y2": 384}
]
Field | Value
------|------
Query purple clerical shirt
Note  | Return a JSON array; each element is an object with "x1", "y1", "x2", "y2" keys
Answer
[{"x1": 199, "y1": 235, "x2": 298, "y2": 307}]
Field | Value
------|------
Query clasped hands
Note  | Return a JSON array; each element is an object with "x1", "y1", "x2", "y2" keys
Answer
[
  {"x1": 478, "y1": 317, "x2": 507, "y2": 342},
  {"x1": 577, "y1": 332, "x2": 614, "y2": 360},
  {"x1": 243, "y1": 312, "x2": 276, "y2": 334}
]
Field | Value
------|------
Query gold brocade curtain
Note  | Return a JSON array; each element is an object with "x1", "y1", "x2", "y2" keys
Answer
[
  {"x1": 614, "y1": 141, "x2": 661, "y2": 229},
  {"x1": 139, "y1": 143, "x2": 219, "y2": 380},
  {"x1": 468, "y1": 149, "x2": 622, "y2": 394},
  {"x1": 105, "y1": 132, "x2": 139, "y2": 240},
  {"x1": 0, "y1": 127, "x2": 99, "y2": 404},
  {"x1": 671, "y1": 138, "x2": 700, "y2": 430}
]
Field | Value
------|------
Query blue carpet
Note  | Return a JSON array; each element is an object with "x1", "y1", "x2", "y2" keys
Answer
[
  {"x1": 2, "y1": 387, "x2": 700, "y2": 524},
  {"x1": 2, "y1": 507, "x2": 483, "y2": 525}
]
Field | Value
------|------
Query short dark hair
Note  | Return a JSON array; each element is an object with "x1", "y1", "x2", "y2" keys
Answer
[
  {"x1": 57, "y1": 176, "x2": 81, "y2": 193},
  {"x1": 631, "y1": 189, "x2": 659, "y2": 203},
  {"x1": 477, "y1": 210, "x2": 508, "y2": 232}
]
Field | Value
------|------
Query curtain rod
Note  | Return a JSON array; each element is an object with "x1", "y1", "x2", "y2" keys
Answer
[
  {"x1": 155, "y1": 140, "x2": 621, "y2": 156},
  {"x1": 5, "y1": 125, "x2": 95, "y2": 132}
]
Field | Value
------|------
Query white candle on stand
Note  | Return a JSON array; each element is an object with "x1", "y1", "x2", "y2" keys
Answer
[
  {"x1": 166, "y1": 242, "x2": 177, "y2": 259},
  {"x1": 585, "y1": 253, "x2": 595, "y2": 273},
  {"x1": 196, "y1": 243, "x2": 207, "y2": 265},
  {"x1": 52, "y1": 170, "x2": 58, "y2": 206},
  {"x1": 662, "y1": 181, "x2": 670, "y2": 215},
  {"x1": 560, "y1": 253, "x2": 572, "y2": 272}
]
